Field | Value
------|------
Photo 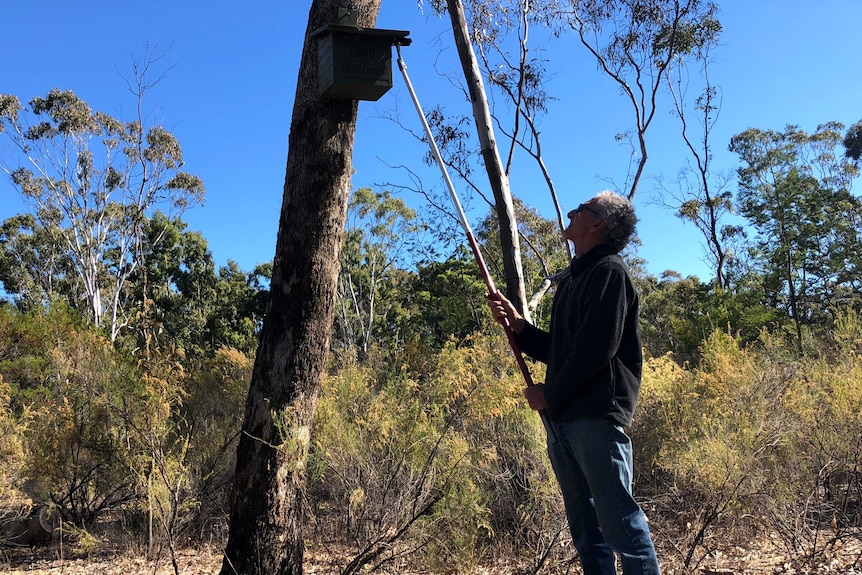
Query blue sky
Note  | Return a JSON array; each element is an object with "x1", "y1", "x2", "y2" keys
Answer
[{"x1": 2, "y1": 1, "x2": 861, "y2": 283}]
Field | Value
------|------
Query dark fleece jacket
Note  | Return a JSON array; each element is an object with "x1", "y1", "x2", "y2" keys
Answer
[{"x1": 516, "y1": 244, "x2": 643, "y2": 427}]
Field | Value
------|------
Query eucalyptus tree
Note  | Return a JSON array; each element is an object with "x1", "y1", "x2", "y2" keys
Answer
[
  {"x1": 419, "y1": 0, "x2": 722, "y2": 324},
  {"x1": 130, "y1": 213, "x2": 269, "y2": 358},
  {"x1": 335, "y1": 187, "x2": 420, "y2": 360},
  {"x1": 660, "y1": 35, "x2": 742, "y2": 289},
  {"x1": 220, "y1": 1, "x2": 382, "y2": 573},
  {"x1": 636, "y1": 271, "x2": 782, "y2": 358},
  {"x1": 0, "y1": 64, "x2": 204, "y2": 341},
  {"x1": 204, "y1": 260, "x2": 270, "y2": 355},
  {"x1": 563, "y1": 0, "x2": 722, "y2": 200},
  {"x1": 429, "y1": 0, "x2": 724, "y2": 202},
  {"x1": 424, "y1": 0, "x2": 533, "y2": 320},
  {"x1": 844, "y1": 119, "x2": 862, "y2": 162},
  {"x1": 729, "y1": 123, "x2": 861, "y2": 351},
  {"x1": 0, "y1": 214, "x2": 76, "y2": 310},
  {"x1": 436, "y1": 0, "x2": 577, "y2": 320},
  {"x1": 478, "y1": 1, "x2": 573, "y2": 259},
  {"x1": 131, "y1": 213, "x2": 218, "y2": 355},
  {"x1": 409, "y1": 249, "x2": 488, "y2": 345}
]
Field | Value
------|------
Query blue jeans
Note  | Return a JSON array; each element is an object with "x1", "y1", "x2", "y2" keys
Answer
[{"x1": 547, "y1": 418, "x2": 661, "y2": 575}]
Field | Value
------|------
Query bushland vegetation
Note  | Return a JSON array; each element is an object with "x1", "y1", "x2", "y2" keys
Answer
[
  {"x1": 2, "y1": 299, "x2": 861, "y2": 573},
  {"x1": 2, "y1": 85, "x2": 861, "y2": 572},
  {"x1": 2, "y1": 195, "x2": 862, "y2": 573}
]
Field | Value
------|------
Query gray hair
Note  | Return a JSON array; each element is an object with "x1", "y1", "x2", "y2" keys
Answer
[{"x1": 593, "y1": 191, "x2": 637, "y2": 252}]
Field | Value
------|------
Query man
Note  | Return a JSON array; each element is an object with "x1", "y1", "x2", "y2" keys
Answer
[{"x1": 487, "y1": 191, "x2": 660, "y2": 575}]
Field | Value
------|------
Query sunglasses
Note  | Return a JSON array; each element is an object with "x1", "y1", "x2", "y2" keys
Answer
[{"x1": 573, "y1": 203, "x2": 603, "y2": 218}]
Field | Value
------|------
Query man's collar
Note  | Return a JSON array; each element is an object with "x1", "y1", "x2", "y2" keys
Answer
[{"x1": 570, "y1": 244, "x2": 616, "y2": 276}]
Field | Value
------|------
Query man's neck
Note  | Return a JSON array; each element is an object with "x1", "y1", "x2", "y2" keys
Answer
[{"x1": 574, "y1": 238, "x2": 603, "y2": 258}]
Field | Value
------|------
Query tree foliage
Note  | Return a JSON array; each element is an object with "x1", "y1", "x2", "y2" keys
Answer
[
  {"x1": 0, "y1": 52, "x2": 204, "y2": 341},
  {"x1": 410, "y1": 249, "x2": 488, "y2": 345},
  {"x1": 0, "y1": 213, "x2": 78, "y2": 311},
  {"x1": 843, "y1": 119, "x2": 862, "y2": 162},
  {"x1": 334, "y1": 188, "x2": 420, "y2": 360},
  {"x1": 637, "y1": 272, "x2": 782, "y2": 360},
  {"x1": 0, "y1": 67, "x2": 204, "y2": 341},
  {"x1": 729, "y1": 123, "x2": 862, "y2": 350},
  {"x1": 563, "y1": 0, "x2": 722, "y2": 199},
  {"x1": 129, "y1": 213, "x2": 269, "y2": 358}
]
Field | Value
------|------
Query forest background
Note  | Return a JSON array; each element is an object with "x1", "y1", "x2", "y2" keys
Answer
[{"x1": 1, "y1": 1, "x2": 862, "y2": 574}]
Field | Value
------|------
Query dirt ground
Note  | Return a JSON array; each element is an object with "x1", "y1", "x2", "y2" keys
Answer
[{"x1": 2, "y1": 541, "x2": 861, "y2": 574}]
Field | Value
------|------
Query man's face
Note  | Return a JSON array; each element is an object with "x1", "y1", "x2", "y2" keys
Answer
[{"x1": 563, "y1": 199, "x2": 604, "y2": 247}]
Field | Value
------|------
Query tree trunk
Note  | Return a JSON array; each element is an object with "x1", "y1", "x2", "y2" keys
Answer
[
  {"x1": 445, "y1": 0, "x2": 530, "y2": 320},
  {"x1": 220, "y1": 2, "x2": 381, "y2": 574}
]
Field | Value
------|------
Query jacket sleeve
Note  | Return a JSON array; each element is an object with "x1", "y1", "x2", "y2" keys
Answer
[
  {"x1": 543, "y1": 261, "x2": 629, "y2": 412},
  {"x1": 514, "y1": 321, "x2": 551, "y2": 364}
]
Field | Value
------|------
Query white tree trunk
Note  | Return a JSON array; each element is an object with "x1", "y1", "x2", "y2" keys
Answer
[{"x1": 445, "y1": 0, "x2": 531, "y2": 321}]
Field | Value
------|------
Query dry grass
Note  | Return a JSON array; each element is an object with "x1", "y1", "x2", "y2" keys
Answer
[
  {"x1": 1, "y1": 548, "x2": 221, "y2": 574},
  {"x1": 2, "y1": 527, "x2": 861, "y2": 575},
  {"x1": 2, "y1": 542, "x2": 861, "y2": 575}
]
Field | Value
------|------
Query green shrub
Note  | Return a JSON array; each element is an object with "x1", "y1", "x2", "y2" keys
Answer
[
  {"x1": 180, "y1": 346, "x2": 251, "y2": 537},
  {"x1": 21, "y1": 326, "x2": 142, "y2": 525},
  {"x1": 777, "y1": 311, "x2": 862, "y2": 555},
  {"x1": 309, "y1": 331, "x2": 561, "y2": 573},
  {"x1": 0, "y1": 375, "x2": 28, "y2": 508}
]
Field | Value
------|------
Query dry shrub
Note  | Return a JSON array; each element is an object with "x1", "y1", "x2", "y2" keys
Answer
[
  {"x1": 775, "y1": 311, "x2": 862, "y2": 564},
  {"x1": 0, "y1": 377, "x2": 27, "y2": 508},
  {"x1": 180, "y1": 346, "x2": 251, "y2": 539},
  {"x1": 24, "y1": 327, "x2": 140, "y2": 526},
  {"x1": 309, "y1": 331, "x2": 564, "y2": 574},
  {"x1": 636, "y1": 319, "x2": 862, "y2": 571}
]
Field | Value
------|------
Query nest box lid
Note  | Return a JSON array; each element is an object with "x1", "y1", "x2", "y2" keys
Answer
[{"x1": 310, "y1": 25, "x2": 412, "y2": 101}]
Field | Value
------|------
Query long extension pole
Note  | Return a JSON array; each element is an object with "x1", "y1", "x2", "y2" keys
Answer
[{"x1": 395, "y1": 45, "x2": 556, "y2": 443}]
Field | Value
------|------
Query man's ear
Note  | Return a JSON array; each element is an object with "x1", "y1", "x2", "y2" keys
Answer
[{"x1": 592, "y1": 218, "x2": 609, "y2": 241}]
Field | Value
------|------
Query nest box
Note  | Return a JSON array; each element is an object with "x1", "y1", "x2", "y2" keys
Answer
[{"x1": 311, "y1": 24, "x2": 411, "y2": 101}]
